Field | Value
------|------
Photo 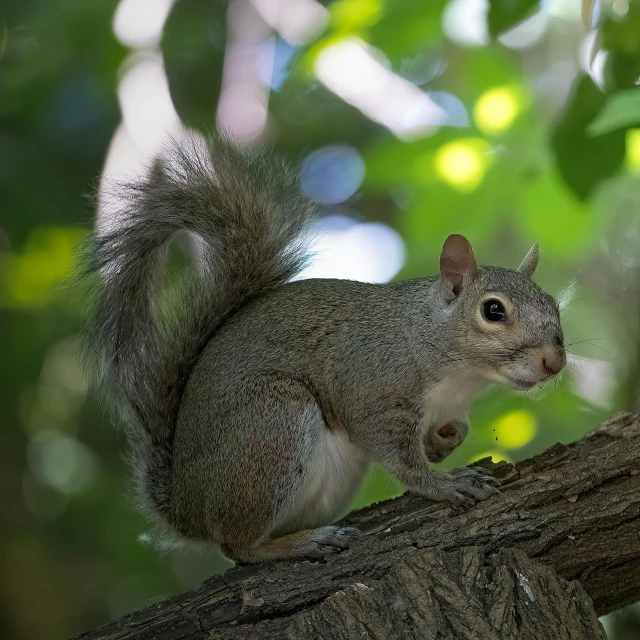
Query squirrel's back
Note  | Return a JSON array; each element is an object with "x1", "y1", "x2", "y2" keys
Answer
[{"x1": 82, "y1": 135, "x2": 319, "y2": 530}]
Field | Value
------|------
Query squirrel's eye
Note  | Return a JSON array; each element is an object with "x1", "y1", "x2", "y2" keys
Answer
[{"x1": 482, "y1": 299, "x2": 507, "y2": 322}]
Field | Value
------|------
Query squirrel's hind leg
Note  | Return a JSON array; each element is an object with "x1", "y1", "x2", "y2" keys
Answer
[
  {"x1": 221, "y1": 416, "x2": 368, "y2": 564},
  {"x1": 221, "y1": 525, "x2": 360, "y2": 563},
  {"x1": 178, "y1": 376, "x2": 367, "y2": 563},
  {"x1": 220, "y1": 413, "x2": 367, "y2": 563}
]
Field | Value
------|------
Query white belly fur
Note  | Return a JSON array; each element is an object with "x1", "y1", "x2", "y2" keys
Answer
[{"x1": 271, "y1": 429, "x2": 369, "y2": 537}]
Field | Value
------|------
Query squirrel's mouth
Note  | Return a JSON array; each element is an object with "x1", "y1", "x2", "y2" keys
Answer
[{"x1": 507, "y1": 377, "x2": 538, "y2": 390}]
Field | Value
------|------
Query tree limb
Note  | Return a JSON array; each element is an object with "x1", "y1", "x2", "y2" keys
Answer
[{"x1": 75, "y1": 412, "x2": 640, "y2": 640}]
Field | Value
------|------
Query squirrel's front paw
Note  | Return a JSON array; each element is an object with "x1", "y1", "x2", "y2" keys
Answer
[
  {"x1": 420, "y1": 467, "x2": 500, "y2": 506},
  {"x1": 424, "y1": 420, "x2": 469, "y2": 462},
  {"x1": 447, "y1": 467, "x2": 501, "y2": 505}
]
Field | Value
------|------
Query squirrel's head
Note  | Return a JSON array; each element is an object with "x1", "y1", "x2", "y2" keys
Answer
[{"x1": 438, "y1": 234, "x2": 566, "y2": 390}]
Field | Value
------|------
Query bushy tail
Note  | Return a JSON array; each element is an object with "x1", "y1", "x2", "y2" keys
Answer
[{"x1": 82, "y1": 134, "x2": 317, "y2": 523}]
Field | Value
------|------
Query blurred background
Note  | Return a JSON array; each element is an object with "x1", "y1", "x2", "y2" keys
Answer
[{"x1": 1, "y1": 0, "x2": 640, "y2": 638}]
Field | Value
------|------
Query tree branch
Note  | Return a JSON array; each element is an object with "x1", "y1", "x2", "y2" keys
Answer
[{"x1": 75, "y1": 412, "x2": 640, "y2": 640}]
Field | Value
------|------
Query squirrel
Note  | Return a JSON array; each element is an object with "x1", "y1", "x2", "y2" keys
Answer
[{"x1": 83, "y1": 134, "x2": 567, "y2": 564}]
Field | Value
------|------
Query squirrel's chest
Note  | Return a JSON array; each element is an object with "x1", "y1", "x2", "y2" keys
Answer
[{"x1": 421, "y1": 375, "x2": 487, "y2": 428}]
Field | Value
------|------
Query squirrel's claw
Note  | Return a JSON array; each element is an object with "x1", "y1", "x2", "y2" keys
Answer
[
  {"x1": 447, "y1": 467, "x2": 501, "y2": 503},
  {"x1": 297, "y1": 526, "x2": 360, "y2": 559}
]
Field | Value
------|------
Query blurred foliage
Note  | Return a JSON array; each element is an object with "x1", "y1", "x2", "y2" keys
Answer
[
  {"x1": 589, "y1": 86, "x2": 640, "y2": 133},
  {"x1": 488, "y1": 0, "x2": 538, "y2": 36},
  {"x1": 1, "y1": 0, "x2": 640, "y2": 639}
]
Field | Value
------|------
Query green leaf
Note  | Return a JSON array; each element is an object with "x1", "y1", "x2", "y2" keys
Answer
[
  {"x1": 162, "y1": 0, "x2": 227, "y2": 131},
  {"x1": 487, "y1": 0, "x2": 539, "y2": 38},
  {"x1": 588, "y1": 88, "x2": 640, "y2": 135},
  {"x1": 367, "y1": 0, "x2": 446, "y2": 60},
  {"x1": 551, "y1": 75, "x2": 626, "y2": 200},
  {"x1": 600, "y1": 2, "x2": 640, "y2": 91},
  {"x1": 601, "y1": 1, "x2": 640, "y2": 56}
]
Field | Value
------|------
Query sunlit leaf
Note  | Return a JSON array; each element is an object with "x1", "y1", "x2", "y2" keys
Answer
[{"x1": 588, "y1": 88, "x2": 640, "y2": 135}]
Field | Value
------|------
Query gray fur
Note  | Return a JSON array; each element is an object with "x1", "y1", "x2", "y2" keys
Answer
[{"x1": 82, "y1": 135, "x2": 565, "y2": 563}]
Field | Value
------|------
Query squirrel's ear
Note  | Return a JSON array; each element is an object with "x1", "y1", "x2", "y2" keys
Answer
[
  {"x1": 517, "y1": 242, "x2": 539, "y2": 279},
  {"x1": 440, "y1": 234, "x2": 478, "y2": 298}
]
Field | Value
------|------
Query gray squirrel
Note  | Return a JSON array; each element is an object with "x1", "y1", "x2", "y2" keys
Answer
[{"x1": 83, "y1": 135, "x2": 566, "y2": 563}]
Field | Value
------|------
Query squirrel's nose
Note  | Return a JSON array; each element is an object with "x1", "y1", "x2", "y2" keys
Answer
[{"x1": 542, "y1": 348, "x2": 566, "y2": 376}]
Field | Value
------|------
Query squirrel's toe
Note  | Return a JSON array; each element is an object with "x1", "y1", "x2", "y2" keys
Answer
[{"x1": 297, "y1": 526, "x2": 360, "y2": 558}]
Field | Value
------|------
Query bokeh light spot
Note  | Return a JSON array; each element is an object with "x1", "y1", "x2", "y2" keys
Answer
[
  {"x1": 433, "y1": 138, "x2": 492, "y2": 191},
  {"x1": 0, "y1": 228, "x2": 85, "y2": 309},
  {"x1": 330, "y1": 0, "x2": 382, "y2": 30},
  {"x1": 474, "y1": 86, "x2": 524, "y2": 134},
  {"x1": 113, "y1": 0, "x2": 175, "y2": 49},
  {"x1": 301, "y1": 145, "x2": 365, "y2": 204},
  {"x1": 252, "y1": 0, "x2": 329, "y2": 45},
  {"x1": 442, "y1": 0, "x2": 490, "y2": 47},
  {"x1": 493, "y1": 410, "x2": 537, "y2": 449},
  {"x1": 429, "y1": 92, "x2": 469, "y2": 127},
  {"x1": 118, "y1": 52, "x2": 182, "y2": 154},
  {"x1": 297, "y1": 214, "x2": 406, "y2": 283},
  {"x1": 27, "y1": 433, "x2": 99, "y2": 494},
  {"x1": 314, "y1": 37, "x2": 451, "y2": 140},
  {"x1": 625, "y1": 129, "x2": 640, "y2": 172},
  {"x1": 498, "y1": 12, "x2": 548, "y2": 50}
]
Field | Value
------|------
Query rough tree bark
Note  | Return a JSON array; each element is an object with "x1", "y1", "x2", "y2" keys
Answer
[{"x1": 76, "y1": 412, "x2": 640, "y2": 640}]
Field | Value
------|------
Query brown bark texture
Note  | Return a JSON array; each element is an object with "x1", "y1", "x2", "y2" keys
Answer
[{"x1": 75, "y1": 412, "x2": 640, "y2": 640}]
